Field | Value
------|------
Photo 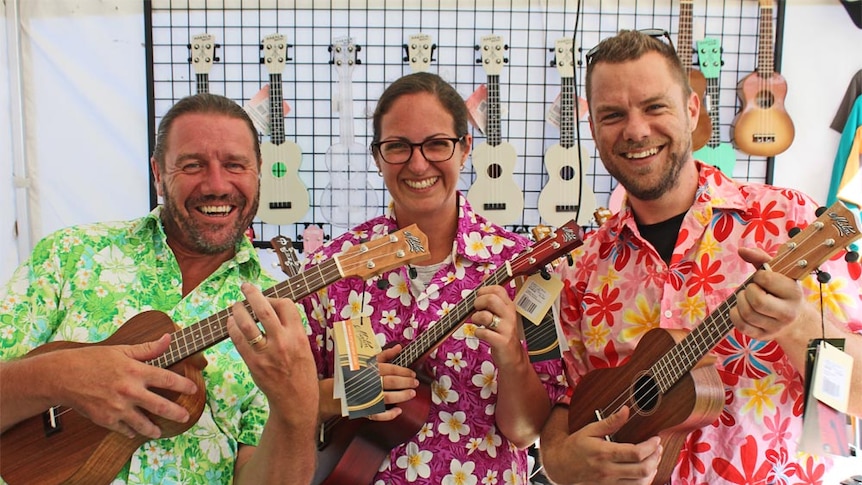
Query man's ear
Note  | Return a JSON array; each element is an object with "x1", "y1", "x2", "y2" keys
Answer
[{"x1": 151, "y1": 157, "x2": 163, "y2": 197}]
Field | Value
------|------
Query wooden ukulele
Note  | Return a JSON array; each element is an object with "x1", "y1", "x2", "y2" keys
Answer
[
  {"x1": 320, "y1": 36, "x2": 378, "y2": 228},
  {"x1": 188, "y1": 32, "x2": 218, "y2": 94},
  {"x1": 678, "y1": 0, "x2": 711, "y2": 151},
  {"x1": 404, "y1": 32, "x2": 435, "y2": 73},
  {"x1": 567, "y1": 202, "x2": 860, "y2": 485},
  {"x1": 270, "y1": 235, "x2": 302, "y2": 278},
  {"x1": 692, "y1": 37, "x2": 737, "y2": 175},
  {"x1": 0, "y1": 225, "x2": 431, "y2": 485},
  {"x1": 258, "y1": 33, "x2": 310, "y2": 225},
  {"x1": 538, "y1": 38, "x2": 596, "y2": 229},
  {"x1": 731, "y1": 0, "x2": 795, "y2": 157},
  {"x1": 519, "y1": 223, "x2": 578, "y2": 362},
  {"x1": 312, "y1": 220, "x2": 584, "y2": 485},
  {"x1": 467, "y1": 34, "x2": 524, "y2": 226}
]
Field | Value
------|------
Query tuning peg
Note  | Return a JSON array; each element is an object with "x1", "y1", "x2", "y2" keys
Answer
[
  {"x1": 816, "y1": 270, "x2": 832, "y2": 283},
  {"x1": 788, "y1": 227, "x2": 802, "y2": 238},
  {"x1": 566, "y1": 253, "x2": 574, "y2": 266},
  {"x1": 376, "y1": 279, "x2": 390, "y2": 290},
  {"x1": 846, "y1": 249, "x2": 860, "y2": 263},
  {"x1": 815, "y1": 206, "x2": 828, "y2": 217},
  {"x1": 540, "y1": 268, "x2": 552, "y2": 280}
]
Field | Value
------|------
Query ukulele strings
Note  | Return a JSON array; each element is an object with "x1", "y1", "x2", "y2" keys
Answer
[
  {"x1": 600, "y1": 219, "x2": 830, "y2": 427},
  {"x1": 52, "y1": 236, "x2": 414, "y2": 425}
]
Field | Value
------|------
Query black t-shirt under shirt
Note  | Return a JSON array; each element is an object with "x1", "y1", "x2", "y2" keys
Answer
[{"x1": 636, "y1": 211, "x2": 687, "y2": 265}]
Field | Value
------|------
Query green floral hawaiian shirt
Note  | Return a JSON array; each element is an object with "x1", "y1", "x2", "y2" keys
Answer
[{"x1": 0, "y1": 207, "x2": 301, "y2": 484}]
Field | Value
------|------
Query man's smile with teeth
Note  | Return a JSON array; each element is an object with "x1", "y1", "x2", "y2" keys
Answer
[
  {"x1": 625, "y1": 147, "x2": 660, "y2": 159},
  {"x1": 405, "y1": 177, "x2": 438, "y2": 189},
  {"x1": 199, "y1": 205, "x2": 233, "y2": 216}
]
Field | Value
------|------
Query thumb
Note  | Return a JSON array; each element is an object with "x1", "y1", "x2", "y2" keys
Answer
[
  {"x1": 592, "y1": 405, "x2": 630, "y2": 437},
  {"x1": 125, "y1": 333, "x2": 172, "y2": 361}
]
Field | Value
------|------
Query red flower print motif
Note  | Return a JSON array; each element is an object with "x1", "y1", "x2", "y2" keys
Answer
[
  {"x1": 583, "y1": 285, "x2": 622, "y2": 328},
  {"x1": 712, "y1": 435, "x2": 772, "y2": 484},
  {"x1": 668, "y1": 260, "x2": 695, "y2": 292},
  {"x1": 718, "y1": 384, "x2": 737, "y2": 427},
  {"x1": 561, "y1": 280, "x2": 583, "y2": 323},
  {"x1": 573, "y1": 251, "x2": 598, "y2": 281},
  {"x1": 791, "y1": 455, "x2": 825, "y2": 485},
  {"x1": 588, "y1": 340, "x2": 626, "y2": 369},
  {"x1": 686, "y1": 253, "x2": 725, "y2": 298},
  {"x1": 763, "y1": 408, "x2": 792, "y2": 449},
  {"x1": 677, "y1": 428, "x2": 710, "y2": 479},
  {"x1": 613, "y1": 242, "x2": 632, "y2": 272},
  {"x1": 741, "y1": 200, "x2": 784, "y2": 242},
  {"x1": 765, "y1": 446, "x2": 799, "y2": 485},
  {"x1": 713, "y1": 211, "x2": 737, "y2": 242},
  {"x1": 714, "y1": 330, "x2": 784, "y2": 379}
]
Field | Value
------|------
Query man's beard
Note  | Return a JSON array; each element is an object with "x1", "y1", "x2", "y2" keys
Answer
[
  {"x1": 160, "y1": 183, "x2": 259, "y2": 254},
  {"x1": 608, "y1": 139, "x2": 690, "y2": 201}
]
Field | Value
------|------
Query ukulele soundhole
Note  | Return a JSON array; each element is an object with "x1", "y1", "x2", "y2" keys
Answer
[
  {"x1": 559, "y1": 165, "x2": 575, "y2": 181},
  {"x1": 486, "y1": 164, "x2": 502, "y2": 179},
  {"x1": 755, "y1": 90, "x2": 775, "y2": 109},
  {"x1": 631, "y1": 373, "x2": 660, "y2": 415}
]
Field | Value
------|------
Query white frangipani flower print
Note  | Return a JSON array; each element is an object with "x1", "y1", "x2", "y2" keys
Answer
[{"x1": 395, "y1": 442, "x2": 432, "y2": 481}]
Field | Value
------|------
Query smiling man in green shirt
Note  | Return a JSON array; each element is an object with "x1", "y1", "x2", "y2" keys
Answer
[{"x1": 0, "y1": 93, "x2": 318, "y2": 485}]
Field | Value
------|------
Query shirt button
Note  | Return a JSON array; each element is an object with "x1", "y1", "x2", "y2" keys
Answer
[{"x1": 664, "y1": 310, "x2": 673, "y2": 318}]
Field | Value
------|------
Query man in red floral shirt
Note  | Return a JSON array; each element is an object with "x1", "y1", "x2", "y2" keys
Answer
[{"x1": 539, "y1": 29, "x2": 862, "y2": 484}]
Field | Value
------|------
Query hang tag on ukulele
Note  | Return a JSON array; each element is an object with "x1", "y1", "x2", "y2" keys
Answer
[
  {"x1": 243, "y1": 84, "x2": 292, "y2": 136},
  {"x1": 332, "y1": 317, "x2": 386, "y2": 419},
  {"x1": 465, "y1": 84, "x2": 509, "y2": 136},
  {"x1": 514, "y1": 272, "x2": 563, "y2": 325},
  {"x1": 546, "y1": 92, "x2": 589, "y2": 128},
  {"x1": 799, "y1": 338, "x2": 853, "y2": 457}
]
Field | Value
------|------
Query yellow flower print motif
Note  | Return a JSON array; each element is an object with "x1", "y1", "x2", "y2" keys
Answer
[
  {"x1": 620, "y1": 294, "x2": 659, "y2": 343},
  {"x1": 803, "y1": 275, "x2": 855, "y2": 322},
  {"x1": 584, "y1": 322, "x2": 611, "y2": 352},
  {"x1": 678, "y1": 293, "x2": 707, "y2": 326},
  {"x1": 739, "y1": 374, "x2": 781, "y2": 418},
  {"x1": 696, "y1": 231, "x2": 721, "y2": 260}
]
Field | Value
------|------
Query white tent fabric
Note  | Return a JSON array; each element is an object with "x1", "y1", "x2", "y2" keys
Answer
[{"x1": 2, "y1": 1, "x2": 149, "y2": 283}]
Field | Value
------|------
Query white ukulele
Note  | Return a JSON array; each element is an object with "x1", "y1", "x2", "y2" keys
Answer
[
  {"x1": 466, "y1": 34, "x2": 524, "y2": 226},
  {"x1": 404, "y1": 32, "x2": 435, "y2": 73},
  {"x1": 538, "y1": 38, "x2": 596, "y2": 228},
  {"x1": 189, "y1": 33, "x2": 217, "y2": 94},
  {"x1": 258, "y1": 33, "x2": 310, "y2": 225},
  {"x1": 319, "y1": 36, "x2": 378, "y2": 228}
]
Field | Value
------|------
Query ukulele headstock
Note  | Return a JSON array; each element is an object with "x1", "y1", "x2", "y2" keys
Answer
[
  {"x1": 333, "y1": 224, "x2": 431, "y2": 280},
  {"x1": 261, "y1": 33, "x2": 290, "y2": 75},
  {"x1": 770, "y1": 202, "x2": 860, "y2": 281},
  {"x1": 189, "y1": 33, "x2": 218, "y2": 74},
  {"x1": 552, "y1": 37, "x2": 575, "y2": 78},
  {"x1": 477, "y1": 34, "x2": 508, "y2": 76},
  {"x1": 404, "y1": 33, "x2": 435, "y2": 73},
  {"x1": 512, "y1": 220, "x2": 583, "y2": 277}
]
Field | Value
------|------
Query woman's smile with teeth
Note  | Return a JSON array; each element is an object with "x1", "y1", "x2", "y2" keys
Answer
[
  {"x1": 625, "y1": 147, "x2": 659, "y2": 159},
  {"x1": 405, "y1": 177, "x2": 438, "y2": 189}
]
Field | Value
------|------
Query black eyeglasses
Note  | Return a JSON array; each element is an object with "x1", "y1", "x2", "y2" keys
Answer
[
  {"x1": 585, "y1": 28, "x2": 675, "y2": 66},
  {"x1": 371, "y1": 136, "x2": 466, "y2": 165}
]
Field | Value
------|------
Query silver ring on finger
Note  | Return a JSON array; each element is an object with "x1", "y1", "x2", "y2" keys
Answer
[{"x1": 488, "y1": 315, "x2": 501, "y2": 330}]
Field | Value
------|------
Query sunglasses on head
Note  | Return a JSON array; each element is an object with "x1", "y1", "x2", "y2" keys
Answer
[{"x1": 585, "y1": 28, "x2": 675, "y2": 65}]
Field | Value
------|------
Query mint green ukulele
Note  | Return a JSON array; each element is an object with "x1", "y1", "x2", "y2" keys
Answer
[{"x1": 692, "y1": 37, "x2": 736, "y2": 175}]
